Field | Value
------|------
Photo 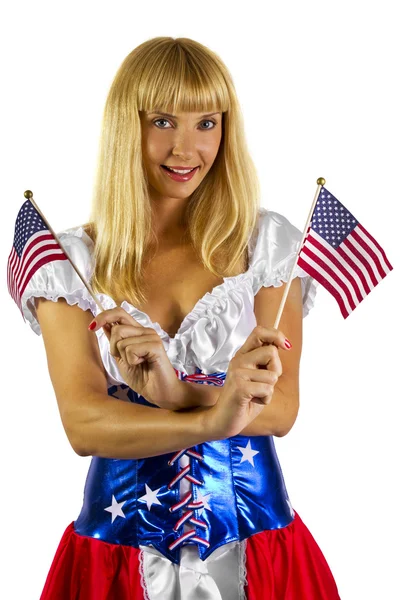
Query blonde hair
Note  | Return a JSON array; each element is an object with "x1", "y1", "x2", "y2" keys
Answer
[{"x1": 83, "y1": 36, "x2": 261, "y2": 307}]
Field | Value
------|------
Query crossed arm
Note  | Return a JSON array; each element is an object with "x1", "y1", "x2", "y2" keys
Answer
[
  {"x1": 176, "y1": 277, "x2": 303, "y2": 438},
  {"x1": 35, "y1": 278, "x2": 303, "y2": 459}
]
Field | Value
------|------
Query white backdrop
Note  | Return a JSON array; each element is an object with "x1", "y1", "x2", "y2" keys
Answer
[{"x1": 1, "y1": 1, "x2": 399, "y2": 598}]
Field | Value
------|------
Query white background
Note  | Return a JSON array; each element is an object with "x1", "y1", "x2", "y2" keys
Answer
[{"x1": 1, "y1": 1, "x2": 399, "y2": 598}]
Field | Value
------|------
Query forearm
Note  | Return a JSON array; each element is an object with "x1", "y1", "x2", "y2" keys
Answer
[
  {"x1": 69, "y1": 392, "x2": 216, "y2": 459},
  {"x1": 239, "y1": 384, "x2": 299, "y2": 437},
  {"x1": 176, "y1": 380, "x2": 221, "y2": 408},
  {"x1": 178, "y1": 378, "x2": 298, "y2": 437}
]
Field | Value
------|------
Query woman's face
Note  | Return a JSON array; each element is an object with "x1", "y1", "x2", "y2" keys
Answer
[{"x1": 140, "y1": 110, "x2": 223, "y2": 202}]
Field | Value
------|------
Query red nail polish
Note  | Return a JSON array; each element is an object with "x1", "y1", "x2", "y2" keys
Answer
[
  {"x1": 284, "y1": 338, "x2": 292, "y2": 348},
  {"x1": 88, "y1": 321, "x2": 97, "y2": 330}
]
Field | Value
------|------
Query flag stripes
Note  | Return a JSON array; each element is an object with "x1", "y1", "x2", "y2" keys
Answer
[{"x1": 297, "y1": 188, "x2": 393, "y2": 318}]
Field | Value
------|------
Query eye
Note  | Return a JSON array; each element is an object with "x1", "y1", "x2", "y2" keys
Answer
[
  {"x1": 200, "y1": 119, "x2": 217, "y2": 130},
  {"x1": 152, "y1": 118, "x2": 217, "y2": 130},
  {"x1": 153, "y1": 118, "x2": 171, "y2": 129}
]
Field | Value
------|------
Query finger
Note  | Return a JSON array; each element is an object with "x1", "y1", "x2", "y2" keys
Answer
[
  {"x1": 239, "y1": 344, "x2": 283, "y2": 377},
  {"x1": 116, "y1": 336, "x2": 164, "y2": 365},
  {"x1": 238, "y1": 326, "x2": 292, "y2": 355},
  {"x1": 242, "y1": 380, "x2": 276, "y2": 405},
  {"x1": 88, "y1": 308, "x2": 144, "y2": 333},
  {"x1": 109, "y1": 325, "x2": 157, "y2": 357},
  {"x1": 235, "y1": 366, "x2": 280, "y2": 387}
]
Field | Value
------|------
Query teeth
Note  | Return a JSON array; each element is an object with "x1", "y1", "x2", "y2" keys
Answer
[{"x1": 165, "y1": 166, "x2": 196, "y2": 174}]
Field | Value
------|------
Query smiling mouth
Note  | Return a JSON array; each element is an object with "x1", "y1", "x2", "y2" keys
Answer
[{"x1": 161, "y1": 165, "x2": 199, "y2": 173}]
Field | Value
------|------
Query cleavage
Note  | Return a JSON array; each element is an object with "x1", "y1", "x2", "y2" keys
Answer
[{"x1": 135, "y1": 246, "x2": 225, "y2": 338}]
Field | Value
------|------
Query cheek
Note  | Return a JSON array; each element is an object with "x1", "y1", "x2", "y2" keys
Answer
[
  {"x1": 142, "y1": 129, "x2": 165, "y2": 162},
  {"x1": 200, "y1": 134, "x2": 222, "y2": 163},
  {"x1": 146, "y1": 139, "x2": 163, "y2": 163}
]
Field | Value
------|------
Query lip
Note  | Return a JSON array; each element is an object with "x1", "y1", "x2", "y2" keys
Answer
[
  {"x1": 160, "y1": 165, "x2": 199, "y2": 182},
  {"x1": 163, "y1": 165, "x2": 199, "y2": 169}
]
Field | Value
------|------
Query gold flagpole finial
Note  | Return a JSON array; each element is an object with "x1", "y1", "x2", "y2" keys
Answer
[
  {"x1": 316, "y1": 177, "x2": 326, "y2": 186},
  {"x1": 24, "y1": 190, "x2": 33, "y2": 199}
]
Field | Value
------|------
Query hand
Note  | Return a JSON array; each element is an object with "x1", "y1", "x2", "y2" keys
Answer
[
  {"x1": 205, "y1": 325, "x2": 291, "y2": 439},
  {"x1": 88, "y1": 308, "x2": 184, "y2": 410}
]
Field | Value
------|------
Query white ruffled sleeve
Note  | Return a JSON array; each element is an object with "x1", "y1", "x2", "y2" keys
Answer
[
  {"x1": 250, "y1": 208, "x2": 318, "y2": 318},
  {"x1": 20, "y1": 226, "x2": 98, "y2": 336}
]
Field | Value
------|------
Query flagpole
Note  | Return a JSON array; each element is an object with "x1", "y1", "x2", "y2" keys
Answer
[
  {"x1": 24, "y1": 190, "x2": 106, "y2": 313},
  {"x1": 273, "y1": 177, "x2": 325, "y2": 330}
]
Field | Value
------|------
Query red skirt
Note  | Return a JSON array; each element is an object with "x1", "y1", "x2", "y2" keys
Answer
[{"x1": 40, "y1": 510, "x2": 341, "y2": 599}]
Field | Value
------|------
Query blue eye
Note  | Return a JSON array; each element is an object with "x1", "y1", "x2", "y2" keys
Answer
[
  {"x1": 153, "y1": 119, "x2": 217, "y2": 130},
  {"x1": 200, "y1": 120, "x2": 217, "y2": 130},
  {"x1": 153, "y1": 119, "x2": 170, "y2": 128}
]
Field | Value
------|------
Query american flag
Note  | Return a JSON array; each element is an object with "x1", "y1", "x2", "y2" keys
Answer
[
  {"x1": 7, "y1": 199, "x2": 68, "y2": 317},
  {"x1": 297, "y1": 187, "x2": 393, "y2": 318}
]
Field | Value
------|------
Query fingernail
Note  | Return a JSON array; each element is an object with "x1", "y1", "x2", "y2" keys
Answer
[
  {"x1": 284, "y1": 338, "x2": 292, "y2": 349},
  {"x1": 88, "y1": 321, "x2": 97, "y2": 330}
]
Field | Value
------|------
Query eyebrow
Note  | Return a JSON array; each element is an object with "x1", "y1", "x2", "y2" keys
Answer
[{"x1": 148, "y1": 111, "x2": 221, "y2": 119}]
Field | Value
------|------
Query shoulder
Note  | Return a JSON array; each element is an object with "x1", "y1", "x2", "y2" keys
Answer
[
  {"x1": 256, "y1": 207, "x2": 302, "y2": 246},
  {"x1": 57, "y1": 225, "x2": 94, "y2": 251},
  {"x1": 54, "y1": 225, "x2": 94, "y2": 277},
  {"x1": 250, "y1": 207, "x2": 318, "y2": 318},
  {"x1": 19, "y1": 224, "x2": 97, "y2": 336},
  {"x1": 249, "y1": 208, "x2": 303, "y2": 274}
]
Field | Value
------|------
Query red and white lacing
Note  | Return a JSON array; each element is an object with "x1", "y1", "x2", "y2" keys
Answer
[
  {"x1": 167, "y1": 447, "x2": 210, "y2": 551},
  {"x1": 174, "y1": 368, "x2": 226, "y2": 387}
]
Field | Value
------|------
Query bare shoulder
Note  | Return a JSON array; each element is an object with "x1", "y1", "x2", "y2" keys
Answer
[{"x1": 36, "y1": 297, "x2": 108, "y2": 451}]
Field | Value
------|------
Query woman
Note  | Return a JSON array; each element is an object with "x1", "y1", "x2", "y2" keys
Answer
[{"x1": 18, "y1": 37, "x2": 340, "y2": 599}]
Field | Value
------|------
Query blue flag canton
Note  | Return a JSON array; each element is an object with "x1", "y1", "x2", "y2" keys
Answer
[
  {"x1": 310, "y1": 188, "x2": 359, "y2": 247},
  {"x1": 14, "y1": 200, "x2": 48, "y2": 257}
]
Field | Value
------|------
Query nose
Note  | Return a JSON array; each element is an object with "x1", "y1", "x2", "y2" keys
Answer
[{"x1": 171, "y1": 129, "x2": 197, "y2": 160}]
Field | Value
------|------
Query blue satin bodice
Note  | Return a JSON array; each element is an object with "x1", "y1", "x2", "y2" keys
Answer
[{"x1": 73, "y1": 376, "x2": 295, "y2": 565}]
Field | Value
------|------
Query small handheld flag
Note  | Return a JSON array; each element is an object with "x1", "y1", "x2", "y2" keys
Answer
[
  {"x1": 298, "y1": 186, "x2": 393, "y2": 319},
  {"x1": 7, "y1": 190, "x2": 105, "y2": 319},
  {"x1": 7, "y1": 197, "x2": 69, "y2": 316},
  {"x1": 273, "y1": 178, "x2": 393, "y2": 327}
]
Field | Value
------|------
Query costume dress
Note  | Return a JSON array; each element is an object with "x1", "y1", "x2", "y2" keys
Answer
[{"x1": 21, "y1": 208, "x2": 341, "y2": 599}]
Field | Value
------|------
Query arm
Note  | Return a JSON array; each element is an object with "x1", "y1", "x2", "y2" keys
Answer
[
  {"x1": 69, "y1": 390, "x2": 213, "y2": 459},
  {"x1": 176, "y1": 277, "x2": 303, "y2": 437},
  {"x1": 35, "y1": 297, "x2": 216, "y2": 460}
]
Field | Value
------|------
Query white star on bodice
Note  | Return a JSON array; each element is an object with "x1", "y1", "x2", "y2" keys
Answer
[
  {"x1": 197, "y1": 490, "x2": 212, "y2": 516},
  {"x1": 139, "y1": 484, "x2": 162, "y2": 511},
  {"x1": 237, "y1": 440, "x2": 259, "y2": 467},
  {"x1": 104, "y1": 494, "x2": 126, "y2": 523}
]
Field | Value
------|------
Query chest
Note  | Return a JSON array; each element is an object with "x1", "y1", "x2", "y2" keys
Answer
[{"x1": 134, "y1": 244, "x2": 248, "y2": 339}]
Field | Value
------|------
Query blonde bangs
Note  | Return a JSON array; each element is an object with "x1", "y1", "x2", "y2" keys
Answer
[{"x1": 135, "y1": 39, "x2": 231, "y2": 117}]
